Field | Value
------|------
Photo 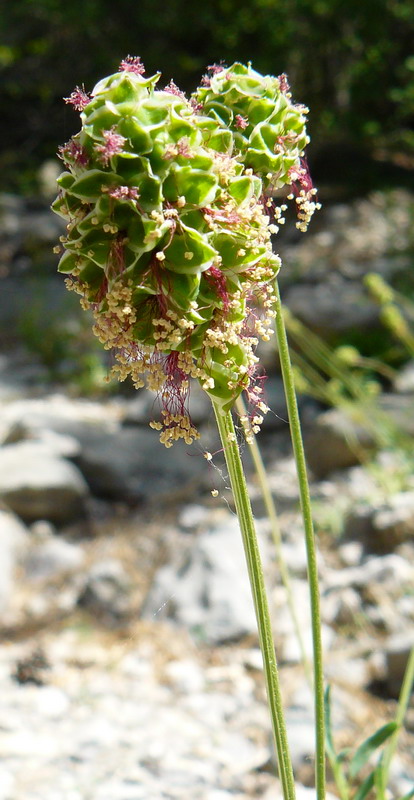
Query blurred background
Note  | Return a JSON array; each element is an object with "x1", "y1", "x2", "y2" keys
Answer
[{"x1": 0, "y1": 3, "x2": 414, "y2": 800}]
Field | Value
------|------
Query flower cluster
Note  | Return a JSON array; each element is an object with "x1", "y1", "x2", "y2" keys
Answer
[{"x1": 53, "y1": 60, "x2": 317, "y2": 445}]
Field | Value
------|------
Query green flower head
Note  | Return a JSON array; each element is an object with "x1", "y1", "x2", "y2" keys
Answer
[{"x1": 52, "y1": 58, "x2": 319, "y2": 446}]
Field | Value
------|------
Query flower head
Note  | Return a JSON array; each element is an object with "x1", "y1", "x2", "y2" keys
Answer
[{"x1": 52, "y1": 59, "x2": 318, "y2": 446}]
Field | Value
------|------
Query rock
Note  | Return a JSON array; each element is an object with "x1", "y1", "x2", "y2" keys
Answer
[
  {"x1": 34, "y1": 685, "x2": 70, "y2": 719},
  {"x1": 394, "y1": 360, "x2": 414, "y2": 394},
  {"x1": 325, "y1": 655, "x2": 372, "y2": 687},
  {"x1": 0, "y1": 442, "x2": 89, "y2": 524},
  {"x1": 179, "y1": 504, "x2": 210, "y2": 531},
  {"x1": 23, "y1": 535, "x2": 85, "y2": 581},
  {"x1": 323, "y1": 586, "x2": 362, "y2": 626},
  {"x1": 142, "y1": 515, "x2": 260, "y2": 644},
  {"x1": 283, "y1": 277, "x2": 379, "y2": 336},
  {"x1": 324, "y1": 553, "x2": 414, "y2": 593},
  {"x1": 272, "y1": 580, "x2": 335, "y2": 663},
  {"x1": 280, "y1": 190, "x2": 414, "y2": 286},
  {"x1": 305, "y1": 408, "x2": 375, "y2": 478},
  {"x1": 337, "y1": 540, "x2": 364, "y2": 567},
  {"x1": 379, "y1": 393, "x2": 414, "y2": 436},
  {"x1": 0, "y1": 396, "x2": 206, "y2": 501},
  {"x1": 384, "y1": 632, "x2": 414, "y2": 696},
  {"x1": 73, "y1": 425, "x2": 206, "y2": 501},
  {"x1": 77, "y1": 559, "x2": 132, "y2": 621},
  {"x1": 164, "y1": 659, "x2": 205, "y2": 694},
  {"x1": 344, "y1": 492, "x2": 414, "y2": 553},
  {"x1": 0, "y1": 508, "x2": 28, "y2": 613}
]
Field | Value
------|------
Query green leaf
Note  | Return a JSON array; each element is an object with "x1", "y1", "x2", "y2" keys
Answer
[
  {"x1": 164, "y1": 224, "x2": 216, "y2": 274},
  {"x1": 118, "y1": 117, "x2": 153, "y2": 154},
  {"x1": 57, "y1": 250, "x2": 79, "y2": 274},
  {"x1": 353, "y1": 770, "x2": 375, "y2": 800},
  {"x1": 227, "y1": 175, "x2": 255, "y2": 204},
  {"x1": 206, "y1": 129, "x2": 233, "y2": 153},
  {"x1": 324, "y1": 686, "x2": 337, "y2": 762},
  {"x1": 70, "y1": 170, "x2": 121, "y2": 200},
  {"x1": 212, "y1": 231, "x2": 266, "y2": 272},
  {"x1": 163, "y1": 166, "x2": 218, "y2": 207},
  {"x1": 161, "y1": 270, "x2": 200, "y2": 310},
  {"x1": 349, "y1": 723, "x2": 398, "y2": 779},
  {"x1": 56, "y1": 171, "x2": 75, "y2": 190},
  {"x1": 137, "y1": 100, "x2": 169, "y2": 130}
]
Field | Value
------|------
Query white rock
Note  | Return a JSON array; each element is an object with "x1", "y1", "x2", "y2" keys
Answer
[
  {"x1": 0, "y1": 442, "x2": 89, "y2": 523},
  {"x1": 0, "y1": 509, "x2": 28, "y2": 613},
  {"x1": 142, "y1": 515, "x2": 260, "y2": 644},
  {"x1": 35, "y1": 686, "x2": 70, "y2": 718},
  {"x1": 24, "y1": 537, "x2": 85, "y2": 581}
]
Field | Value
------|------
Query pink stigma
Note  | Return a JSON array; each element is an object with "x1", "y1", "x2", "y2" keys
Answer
[
  {"x1": 119, "y1": 56, "x2": 145, "y2": 75},
  {"x1": 64, "y1": 86, "x2": 91, "y2": 111},
  {"x1": 95, "y1": 126, "x2": 126, "y2": 166},
  {"x1": 235, "y1": 114, "x2": 248, "y2": 130},
  {"x1": 288, "y1": 157, "x2": 314, "y2": 196},
  {"x1": 58, "y1": 139, "x2": 89, "y2": 166},
  {"x1": 164, "y1": 80, "x2": 187, "y2": 100},
  {"x1": 277, "y1": 73, "x2": 290, "y2": 94},
  {"x1": 207, "y1": 62, "x2": 226, "y2": 75}
]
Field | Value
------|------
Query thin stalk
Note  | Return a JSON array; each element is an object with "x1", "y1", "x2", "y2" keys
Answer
[
  {"x1": 379, "y1": 644, "x2": 414, "y2": 791},
  {"x1": 274, "y1": 279, "x2": 326, "y2": 800},
  {"x1": 212, "y1": 401, "x2": 296, "y2": 800},
  {"x1": 235, "y1": 394, "x2": 313, "y2": 686}
]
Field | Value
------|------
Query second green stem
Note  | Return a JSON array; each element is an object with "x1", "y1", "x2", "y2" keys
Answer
[
  {"x1": 212, "y1": 401, "x2": 296, "y2": 800},
  {"x1": 274, "y1": 278, "x2": 326, "y2": 800}
]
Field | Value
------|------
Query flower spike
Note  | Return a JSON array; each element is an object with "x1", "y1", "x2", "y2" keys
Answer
[{"x1": 52, "y1": 60, "x2": 318, "y2": 445}]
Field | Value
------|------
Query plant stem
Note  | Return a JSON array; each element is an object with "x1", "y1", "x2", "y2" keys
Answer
[
  {"x1": 212, "y1": 401, "x2": 296, "y2": 800},
  {"x1": 274, "y1": 278, "x2": 326, "y2": 800},
  {"x1": 235, "y1": 394, "x2": 313, "y2": 685},
  {"x1": 379, "y1": 644, "x2": 414, "y2": 791}
]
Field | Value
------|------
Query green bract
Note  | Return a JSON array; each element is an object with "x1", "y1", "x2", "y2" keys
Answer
[
  {"x1": 194, "y1": 63, "x2": 309, "y2": 194},
  {"x1": 52, "y1": 59, "x2": 317, "y2": 445}
]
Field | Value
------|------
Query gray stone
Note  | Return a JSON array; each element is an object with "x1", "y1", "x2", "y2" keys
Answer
[
  {"x1": 284, "y1": 277, "x2": 379, "y2": 336},
  {"x1": 0, "y1": 395, "x2": 207, "y2": 502},
  {"x1": 0, "y1": 442, "x2": 89, "y2": 524},
  {"x1": 379, "y1": 393, "x2": 414, "y2": 437},
  {"x1": 393, "y1": 360, "x2": 414, "y2": 394},
  {"x1": 385, "y1": 632, "x2": 414, "y2": 696},
  {"x1": 325, "y1": 553, "x2": 414, "y2": 592},
  {"x1": 77, "y1": 559, "x2": 132, "y2": 620},
  {"x1": 179, "y1": 504, "x2": 210, "y2": 531},
  {"x1": 142, "y1": 515, "x2": 259, "y2": 644},
  {"x1": 305, "y1": 408, "x2": 375, "y2": 478},
  {"x1": 344, "y1": 492, "x2": 414, "y2": 553},
  {"x1": 23, "y1": 536, "x2": 85, "y2": 581},
  {"x1": 272, "y1": 580, "x2": 334, "y2": 663},
  {"x1": 0, "y1": 508, "x2": 28, "y2": 613},
  {"x1": 73, "y1": 424, "x2": 206, "y2": 501},
  {"x1": 337, "y1": 540, "x2": 364, "y2": 566},
  {"x1": 323, "y1": 586, "x2": 362, "y2": 626}
]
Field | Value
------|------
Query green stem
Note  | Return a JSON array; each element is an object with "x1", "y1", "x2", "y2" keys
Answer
[
  {"x1": 274, "y1": 279, "x2": 326, "y2": 800},
  {"x1": 212, "y1": 401, "x2": 296, "y2": 800},
  {"x1": 380, "y1": 644, "x2": 414, "y2": 789},
  {"x1": 235, "y1": 394, "x2": 313, "y2": 686}
]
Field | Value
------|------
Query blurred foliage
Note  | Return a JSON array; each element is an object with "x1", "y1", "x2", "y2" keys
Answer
[
  {"x1": 283, "y1": 275, "x2": 414, "y2": 492},
  {"x1": 19, "y1": 293, "x2": 110, "y2": 394},
  {"x1": 1, "y1": 0, "x2": 413, "y2": 192}
]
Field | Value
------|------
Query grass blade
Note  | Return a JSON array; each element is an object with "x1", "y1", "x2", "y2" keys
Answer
[{"x1": 349, "y1": 722, "x2": 398, "y2": 779}]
